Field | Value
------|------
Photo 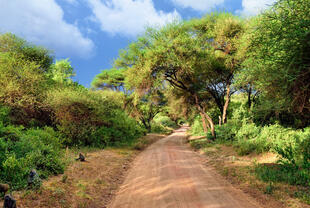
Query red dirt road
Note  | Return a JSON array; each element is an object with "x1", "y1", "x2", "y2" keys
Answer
[{"x1": 109, "y1": 127, "x2": 261, "y2": 208}]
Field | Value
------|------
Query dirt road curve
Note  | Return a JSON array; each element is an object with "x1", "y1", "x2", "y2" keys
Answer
[{"x1": 109, "y1": 127, "x2": 261, "y2": 208}]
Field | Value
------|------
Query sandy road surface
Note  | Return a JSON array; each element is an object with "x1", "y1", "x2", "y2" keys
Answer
[{"x1": 109, "y1": 127, "x2": 261, "y2": 208}]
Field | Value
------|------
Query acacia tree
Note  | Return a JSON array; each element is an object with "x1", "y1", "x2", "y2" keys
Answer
[
  {"x1": 241, "y1": 0, "x2": 310, "y2": 127},
  {"x1": 125, "y1": 90, "x2": 166, "y2": 132},
  {"x1": 117, "y1": 13, "x2": 245, "y2": 139},
  {"x1": 119, "y1": 23, "x2": 218, "y2": 138},
  {"x1": 164, "y1": 87, "x2": 194, "y2": 126},
  {"x1": 91, "y1": 66, "x2": 165, "y2": 132},
  {"x1": 91, "y1": 68, "x2": 127, "y2": 93},
  {"x1": 185, "y1": 13, "x2": 245, "y2": 124}
]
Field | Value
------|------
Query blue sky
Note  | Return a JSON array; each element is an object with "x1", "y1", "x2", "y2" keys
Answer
[{"x1": 0, "y1": 0, "x2": 275, "y2": 87}]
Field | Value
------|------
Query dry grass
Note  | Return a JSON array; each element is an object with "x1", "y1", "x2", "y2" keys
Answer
[
  {"x1": 194, "y1": 142, "x2": 310, "y2": 208},
  {"x1": 0, "y1": 134, "x2": 166, "y2": 208}
]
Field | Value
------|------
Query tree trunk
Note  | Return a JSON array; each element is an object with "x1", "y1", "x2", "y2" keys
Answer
[
  {"x1": 194, "y1": 94, "x2": 216, "y2": 140},
  {"x1": 219, "y1": 116, "x2": 222, "y2": 126},
  {"x1": 200, "y1": 112, "x2": 208, "y2": 133},
  {"x1": 222, "y1": 84, "x2": 231, "y2": 124},
  {"x1": 141, "y1": 118, "x2": 152, "y2": 133},
  {"x1": 248, "y1": 86, "x2": 252, "y2": 108},
  {"x1": 202, "y1": 111, "x2": 216, "y2": 140}
]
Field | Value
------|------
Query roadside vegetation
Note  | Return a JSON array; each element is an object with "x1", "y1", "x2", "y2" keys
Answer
[
  {"x1": 0, "y1": 0, "x2": 309, "y2": 206},
  {"x1": 0, "y1": 33, "x2": 177, "y2": 194}
]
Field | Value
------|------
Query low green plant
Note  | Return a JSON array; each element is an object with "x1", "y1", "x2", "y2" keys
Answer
[
  {"x1": 154, "y1": 115, "x2": 178, "y2": 129},
  {"x1": 255, "y1": 164, "x2": 310, "y2": 187},
  {"x1": 0, "y1": 126, "x2": 65, "y2": 190},
  {"x1": 234, "y1": 122, "x2": 261, "y2": 155},
  {"x1": 150, "y1": 122, "x2": 172, "y2": 134},
  {"x1": 190, "y1": 116, "x2": 205, "y2": 136}
]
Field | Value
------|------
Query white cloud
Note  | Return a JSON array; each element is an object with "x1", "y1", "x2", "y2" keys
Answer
[
  {"x1": 238, "y1": 0, "x2": 277, "y2": 16},
  {"x1": 0, "y1": 0, "x2": 94, "y2": 58},
  {"x1": 88, "y1": 0, "x2": 181, "y2": 37},
  {"x1": 171, "y1": 0, "x2": 224, "y2": 12}
]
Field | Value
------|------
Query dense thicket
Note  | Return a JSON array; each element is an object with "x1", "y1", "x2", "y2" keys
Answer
[
  {"x1": 0, "y1": 33, "x2": 144, "y2": 189},
  {"x1": 238, "y1": 0, "x2": 310, "y2": 127}
]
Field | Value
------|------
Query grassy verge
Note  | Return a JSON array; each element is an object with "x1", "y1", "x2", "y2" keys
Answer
[
  {"x1": 0, "y1": 134, "x2": 166, "y2": 208},
  {"x1": 189, "y1": 137, "x2": 310, "y2": 208}
]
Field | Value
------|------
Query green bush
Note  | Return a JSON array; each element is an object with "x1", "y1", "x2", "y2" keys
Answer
[
  {"x1": 46, "y1": 87, "x2": 143, "y2": 147},
  {"x1": 0, "y1": 105, "x2": 10, "y2": 125},
  {"x1": 94, "y1": 111, "x2": 145, "y2": 147},
  {"x1": 0, "y1": 52, "x2": 51, "y2": 126},
  {"x1": 0, "y1": 126, "x2": 65, "y2": 190},
  {"x1": 151, "y1": 122, "x2": 172, "y2": 134},
  {"x1": 234, "y1": 122, "x2": 261, "y2": 155},
  {"x1": 274, "y1": 127, "x2": 310, "y2": 168},
  {"x1": 213, "y1": 122, "x2": 236, "y2": 142},
  {"x1": 154, "y1": 115, "x2": 178, "y2": 129},
  {"x1": 190, "y1": 116, "x2": 205, "y2": 136}
]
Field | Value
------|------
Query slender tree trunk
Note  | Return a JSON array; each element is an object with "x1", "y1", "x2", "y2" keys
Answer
[
  {"x1": 222, "y1": 84, "x2": 231, "y2": 124},
  {"x1": 194, "y1": 94, "x2": 216, "y2": 140},
  {"x1": 202, "y1": 111, "x2": 216, "y2": 140},
  {"x1": 141, "y1": 118, "x2": 151, "y2": 133},
  {"x1": 219, "y1": 116, "x2": 222, "y2": 126},
  {"x1": 248, "y1": 86, "x2": 252, "y2": 108},
  {"x1": 206, "y1": 119, "x2": 210, "y2": 129},
  {"x1": 200, "y1": 112, "x2": 208, "y2": 133}
]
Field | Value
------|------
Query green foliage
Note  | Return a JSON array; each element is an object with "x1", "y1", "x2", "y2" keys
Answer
[
  {"x1": 0, "y1": 33, "x2": 53, "y2": 71},
  {"x1": 0, "y1": 52, "x2": 50, "y2": 126},
  {"x1": 150, "y1": 122, "x2": 172, "y2": 134},
  {"x1": 255, "y1": 133, "x2": 310, "y2": 190},
  {"x1": 190, "y1": 116, "x2": 205, "y2": 136},
  {"x1": 125, "y1": 90, "x2": 166, "y2": 133},
  {"x1": 48, "y1": 59, "x2": 75, "y2": 84},
  {"x1": 0, "y1": 105, "x2": 10, "y2": 125},
  {"x1": 153, "y1": 114, "x2": 178, "y2": 129},
  {"x1": 274, "y1": 127, "x2": 310, "y2": 168},
  {"x1": 0, "y1": 33, "x2": 146, "y2": 191},
  {"x1": 0, "y1": 126, "x2": 65, "y2": 190},
  {"x1": 46, "y1": 87, "x2": 143, "y2": 146},
  {"x1": 240, "y1": 0, "x2": 310, "y2": 125},
  {"x1": 255, "y1": 164, "x2": 310, "y2": 187},
  {"x1": 91, "y1": 68, "x2": 126, "y2": 92},
  {"x1": 234, "y1": 123, "x2": 261, "y2": 155}
]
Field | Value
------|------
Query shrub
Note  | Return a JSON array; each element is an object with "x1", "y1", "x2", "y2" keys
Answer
[
  {"x1": 154, "y1": 114, "x2": 178, "y2": 129},
  {"x1": 46, "y1": 87, "x2": 143, "y2": 147},
  {"x1": 213, "y1": 122, "x2": 236, "y2": 142},
  {"x1": 0, "y1": 105, "x2": 10, "y2": 125},
  {"x1": 274, "y1": 127, "x2": 310, "y2": 168},
  {"x1": 0, "y1": 53, "x2": 51, "y2": 126},
  {"x1": 190, "y1": 116, "x2": 205, "y2": 136},
  {"x1": 94, "y1": 111, "x2": 145, "y2": 147},
  {"x1": 0, "y1": 126, "x2": 65, "y2": 189},
  {"x1": 234, "y1": 122, "x2": 261, "y2": 155},
  {"x1": 151, "y1": 122, "x2": 172, "y2": 134}
]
